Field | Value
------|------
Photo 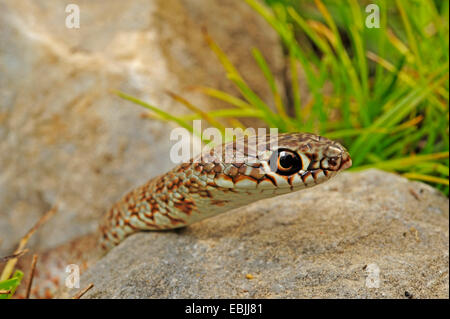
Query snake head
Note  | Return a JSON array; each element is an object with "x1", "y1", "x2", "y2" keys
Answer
[
  {"x1": 215, "y1": 133, "x2": 351, "y2": 191},
  {"x1": 259, "y1": 133, "x2": 352, "y2": 189}
]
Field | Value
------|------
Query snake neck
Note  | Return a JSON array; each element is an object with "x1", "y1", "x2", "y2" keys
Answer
[
  {"x1": 97, "y1": 166, "x2": 243, "y2": 251},
  {"x1": 98, "y1": 158, "x2": 312, "y2": 252}
]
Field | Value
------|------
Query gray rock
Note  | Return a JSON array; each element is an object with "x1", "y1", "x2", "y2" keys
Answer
[
  {"x1": 69, "y1": 170, "x2": 449, "y2": 298},
  {"x1": 0, "y1": 0, "x2": 286, "y2": 254}
]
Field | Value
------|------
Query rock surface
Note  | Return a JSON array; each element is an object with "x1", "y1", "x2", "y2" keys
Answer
[
  {"x1": 68, "y1": 170, "x2": 449, "y2": 299},
  {"x1": 0, "y1": 0, "x2": 286, "y2": 254}
]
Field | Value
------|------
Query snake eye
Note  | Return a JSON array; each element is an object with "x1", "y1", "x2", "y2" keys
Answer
[{"x1": 269, "y1": 149, "x2": 302, "y2": 176}]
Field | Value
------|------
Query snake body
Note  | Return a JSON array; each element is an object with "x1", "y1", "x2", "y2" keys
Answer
[{"x1": 14, "y1": 132, "x2": 351, "y2": 298}]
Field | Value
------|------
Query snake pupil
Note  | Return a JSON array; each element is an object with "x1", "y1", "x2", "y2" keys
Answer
[{"x1": 279, "y1": 152, "x2": 294, "y2": 168}]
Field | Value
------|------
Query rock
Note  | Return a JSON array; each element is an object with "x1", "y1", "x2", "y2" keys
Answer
[
  {"x1": 0, "y1": 0, "x2": 286, "y2": 254},
  {"x1": 69, "y1": 170, "x2": 449, "y2": 298}
]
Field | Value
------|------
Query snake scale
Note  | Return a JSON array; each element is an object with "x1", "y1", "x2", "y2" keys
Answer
[{"x1": 12, "y1": 132, "x2": 351, "y2": 298}]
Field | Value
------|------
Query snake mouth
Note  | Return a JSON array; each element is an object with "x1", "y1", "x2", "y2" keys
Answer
[{"x1": 339, "y1": 152, "x2": 352, "y2": 170}]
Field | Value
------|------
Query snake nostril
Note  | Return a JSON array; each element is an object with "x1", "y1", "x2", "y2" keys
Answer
[{"x1": 328, "y1": 157, "x2": 338, "y2": 167}]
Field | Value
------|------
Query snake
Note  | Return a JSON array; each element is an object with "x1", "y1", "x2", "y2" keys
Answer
[{"x1": 12, "y1": 132, "x2": 351, "y2": 298}]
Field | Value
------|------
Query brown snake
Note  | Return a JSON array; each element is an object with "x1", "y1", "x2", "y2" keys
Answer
[{"x1": 13, "y1": 132, "x2": 351, "y2": 298}]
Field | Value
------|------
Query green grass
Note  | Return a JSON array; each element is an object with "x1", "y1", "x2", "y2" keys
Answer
[
  {"x1": 117, "y1": 0, "x2": 449, "y2": 195},
  {"x1": 0, "y1": 270, "x2": 23, "y2": 299}
]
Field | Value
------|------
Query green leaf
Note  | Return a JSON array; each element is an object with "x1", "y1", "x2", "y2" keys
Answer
[{"x1": 114, "y1": 90, "x2": 193, "y2": 132}]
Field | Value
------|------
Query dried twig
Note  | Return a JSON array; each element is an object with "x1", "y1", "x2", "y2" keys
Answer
[
  {"x1": 0, "y1": 249, "x2": 29, "y2": 263},
  {"x1": 72, "y1": 283, "x2": 94, "y2": 299},
  {"x1": 25, "y1": 254, "x2": 38, "y2": 299},
  {"x1": 0, "y1": 206, "x2": 58, "y2": 281},
  {"x1": 409, "y1": 188, "x2": 421, "y2": 201}
]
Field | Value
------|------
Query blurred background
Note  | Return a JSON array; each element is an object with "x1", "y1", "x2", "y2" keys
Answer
[
  {"x1": 121, "y1": 0, "x2": 449, "y2": 195},
  {"x1": 0, "y1": 0, "x2": 448, "y2": 256}
]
